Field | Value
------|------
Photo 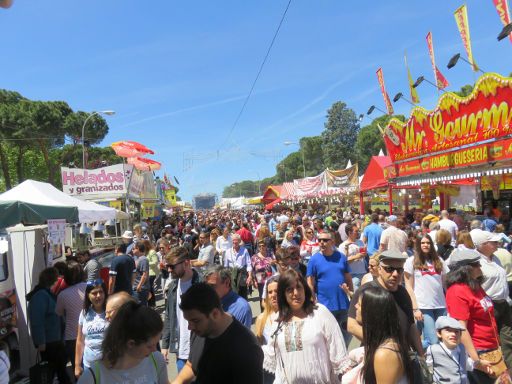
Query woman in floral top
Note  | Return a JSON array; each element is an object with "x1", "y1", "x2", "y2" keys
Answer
[{"x1": 252, "y1": 240, "x2": 275, "y2": 301}]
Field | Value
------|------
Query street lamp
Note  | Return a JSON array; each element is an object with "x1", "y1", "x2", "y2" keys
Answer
[
  {"x1": 82, "y1": 110, "x2": 115, "y2": 169},
  {"x1": 446, "y1": 53, "x2": 485, "y2": 74},
  {"x1": 284, "y1": 141, "x2": 306, "y2": 178},
  {"x1": 412, "y1": 75, "x2": 447, "y2": 93},
  {"x1": 498, "y1": 22, "x2": 512, "y2": 41},
  {"x1": 367, "y1": 105, "x2": 387, "y2": 116},
  {"x1": 392, "y1": 92, "x2": 415, "y2": 107}
]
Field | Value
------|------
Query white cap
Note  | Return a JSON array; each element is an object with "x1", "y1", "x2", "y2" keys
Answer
[
  {"x1": 122, "y1": 230, "x2": 133, "y2": 239},
  {"x1": 470, "y1": 229, "x2": 501, "y2": 247}
]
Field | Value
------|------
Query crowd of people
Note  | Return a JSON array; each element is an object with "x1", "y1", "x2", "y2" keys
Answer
[{"x1": 22, "y1": 205, "x2": 512, "y2": 383}]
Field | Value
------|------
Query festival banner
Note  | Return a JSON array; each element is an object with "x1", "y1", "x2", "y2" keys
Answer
[
  {"x1": 376, "y1": 68, "x2": 394, "y2": 115},
  {"x1": 493, "y1": 0, "x2": 512, "y2": 43},
  {"x1": 454, "y1": 5, "x2": 479, "y2": 72},
  {"x1": 405, "y1": 53, "x2": 420, "y2": 104},
  {"x1": 324, "y1": 165, "x2": 359, "y2": 188},
  {"x1": 61, "y1": 164, "x2": 128, "y2": 196},
  {"x1": 293, "y1": 174, "x2": 325, "y2": 196},
  {"x1": 426, "y1": 32, "x2": 449, "y2": 90}
]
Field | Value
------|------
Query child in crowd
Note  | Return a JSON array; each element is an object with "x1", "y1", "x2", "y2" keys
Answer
[{"x1": 425, "y1": 316, "x2": 473, "y2": 384}]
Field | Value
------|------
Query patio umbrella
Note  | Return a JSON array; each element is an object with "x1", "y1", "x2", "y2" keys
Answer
[
  {"x1": 111, "y1": 141, "x2": 155, "y2": 158},
  {"x1": 127, "y1": 157, "x2": 162, "y2": 171}
]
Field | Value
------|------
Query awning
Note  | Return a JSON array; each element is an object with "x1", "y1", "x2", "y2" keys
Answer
[
  {"x1": 265, "y1": 198, "x2": 282, "y2": 211},
  {"x1": 360, "y1": 156, "x2": 392, "y2": 192}
]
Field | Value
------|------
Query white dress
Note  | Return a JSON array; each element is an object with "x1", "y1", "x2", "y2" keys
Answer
[{"x1": 263, "y1": 304, "x2": 351, "y2": 384}]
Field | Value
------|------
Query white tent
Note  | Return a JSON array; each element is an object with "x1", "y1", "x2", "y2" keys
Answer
[{"x1": 0, "y1": 180, "x2": 116, "y2": 223}]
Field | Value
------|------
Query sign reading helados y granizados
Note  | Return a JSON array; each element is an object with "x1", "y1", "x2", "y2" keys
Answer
[{"x1": 61, "y1": 164, "x2": 129, "y2": 196}]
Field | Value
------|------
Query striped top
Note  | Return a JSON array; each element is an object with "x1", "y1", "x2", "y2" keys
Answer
[{"x1": 56, "y1": 282, "x2": 87, "y2": 340}]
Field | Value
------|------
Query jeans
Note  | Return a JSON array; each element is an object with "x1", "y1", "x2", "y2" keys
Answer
[
  {"x1": 176, "y1": 358, "x2": 187, "y2": 373},
  {"x1": 417, "y1": 308, "x2": 446, "y2": 349},
  {"x1": 331, "y1": 309, "x2": 352, "y2": 346},
  {"x1": 133, "y1": 288, "x2": 149, "y2": 306},
  {"x1": 351, "y1": 273, "x2": 366, "y2": 291}
]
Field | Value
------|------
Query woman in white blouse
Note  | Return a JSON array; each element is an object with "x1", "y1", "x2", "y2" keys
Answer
[
  {"x1": 215, "y1": 227, "x2": 232, "y2": 265},
  {"x1": 263, "y1": 269, "x2": 351, "y2": 383}
]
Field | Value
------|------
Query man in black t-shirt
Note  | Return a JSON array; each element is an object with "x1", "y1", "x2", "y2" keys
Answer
[
  {"x1": 172, "y1": 283, "x2": 263, "y2": 384},
  {"x1": 108, "y1": 243, "x2": 136, "y2": 295},
  {"x1": 347, "y1": 249, "x2": 424, "y2": 355}
]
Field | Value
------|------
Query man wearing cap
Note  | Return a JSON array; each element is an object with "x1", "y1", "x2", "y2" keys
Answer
[
  {"x1": 121, "y1": 230, "x2": 135, "y2": 255},
  {"x1": 471, "y1": 229, "x2": 512, "y2": 369},
  {"x1": 347, "y1": 249, "x2": 423, "y2": 355},
  {"x1": 426, "y1": 316, "x2": 473, "y2": 383},
  {"x1": 161, "y1": 246, "x2": 202, "y2": 373},
  {"x1": 379, "y1": 215, "x2": 408, "y2": 253}
]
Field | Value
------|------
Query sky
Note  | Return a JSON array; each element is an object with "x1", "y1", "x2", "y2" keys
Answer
[{"x1": 1, "y1": 1, "x2": 512, "y2": 201}]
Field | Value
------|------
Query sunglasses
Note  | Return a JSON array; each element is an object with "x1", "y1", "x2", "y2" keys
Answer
[
  {"x1": 86, "y1": 278, "x2": 104, "y2": 287},
  {"x1": 167, "y1": 260, "x2": 185, "y2": 270},
  {"x1": 380, "y1": 265, "x2": 404, "y2": 274},
  {"x1": 318, "y1": 238, "x2": 331, "y2": 243}
]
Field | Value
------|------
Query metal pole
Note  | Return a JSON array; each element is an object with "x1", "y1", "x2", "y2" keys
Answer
[
  {"x1": 301, "y1": 150, "x2": 306, "y2": 178},
  {"x1": 82, "y1": 112, "x2": 98, "y2": 169}
]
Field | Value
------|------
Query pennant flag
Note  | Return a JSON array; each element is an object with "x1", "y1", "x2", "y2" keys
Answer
[
  {"x1": 404, "y1": 52, "x2": 420, "y2": 104},
  {"x1": 376, "y1": 68, "x2": 394, "y2": 115},
  {"x1": 493, "y1": 0, "x2": 512, "y2": 43},
  {"x1": 163, "y1": 173, "x2": 170, "y2": 185},
  {"x1": 426, "y1": 32, "x2": 449, "y2": 90},
  {"x1": 454, "y1": 5, "x2": 479, "y2": 71}
]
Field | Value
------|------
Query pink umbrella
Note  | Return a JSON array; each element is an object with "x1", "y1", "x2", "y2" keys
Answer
[
  {"x1": 111, "y1": 141, "x2": 155, "y2": 158},
  {"x1": 127, "y1": 157, "x2": 161, "y2": 171}
]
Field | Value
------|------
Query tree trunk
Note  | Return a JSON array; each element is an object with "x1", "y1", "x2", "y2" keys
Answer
[
  {"x1": 0, "y1": 143, "x2": 12, "y2": 190},
  {"x1": 37, "y1": 139, "x2": 54, "y2": 185},
  {"x1": 16, "y1": 145, "x2": 24, "y2": 183}
]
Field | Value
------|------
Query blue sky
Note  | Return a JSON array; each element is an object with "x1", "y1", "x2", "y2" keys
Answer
[{"x1": 2, "y1": 1, "x2": 511, "y2": 201}]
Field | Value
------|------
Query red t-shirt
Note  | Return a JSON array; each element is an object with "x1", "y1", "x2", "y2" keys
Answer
[{"x1": 446, "y1": 283, "x2": 499, "y2": 350}]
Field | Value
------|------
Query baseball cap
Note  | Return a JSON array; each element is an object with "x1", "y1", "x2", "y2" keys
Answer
[
  {"x1": 121, "y1": 230, "x2": 133, "y2": 239},
  {"x1": 379, "y1": 250, "x2": 408, "y2": 262},
  {"x1": 470, "y1": 230, "x2": 501, "y2": 247},
  {"x1": 435, "y1": 316, "x2": 465, "y2": 331},
  {"x1": 386, "y1": 215, "x2": 398, "y2": 222},
  {"x1": 448, "y1": 249, "x2": 480, "y2": 269}
]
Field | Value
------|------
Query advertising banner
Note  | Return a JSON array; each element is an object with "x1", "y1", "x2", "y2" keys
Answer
[
  {"x1": 405, "y1": 53, "x2": 420, "y2": 104},
  {"x1": 454, "y1": 5, "x2": 478, "y2": 72},
  {"x1": 426, "y1": 32, "x2": 449, "y2": 90},
  {"x1": 61, "y1": 164, "x2": 128, "y2": 196},
  {"x1": 383, "y1": 73, "x2": 512, "y2": 163},
  {"x1": 493, "y1": 0, "x2": 512, "y2": 43},
  {"x1": 376, "y1": 68, "x2": 394, "y2": 115},
  {"x1": 324, "y1": 165, "x2": 359, "y2": 188},
  {"x1": 293, "y1": 174, "x2": 325, "y2": 196}
]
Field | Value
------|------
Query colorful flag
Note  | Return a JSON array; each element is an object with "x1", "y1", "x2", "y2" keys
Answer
[
  {"x1": 404, "y1": 52, "x2": 420, "y2": 104},
  {"x1": 454, "y1": 5, "x2": 479, "y2": 71},
  {"x1": 493, "y1": 0, "x2": 512, "y2": 43},
  {"x1": 426, "y1": 32, "x2": 449, "y2": 90},
  {"x1": 376, "y1": 68, "x2": 394, "y2": 115}
]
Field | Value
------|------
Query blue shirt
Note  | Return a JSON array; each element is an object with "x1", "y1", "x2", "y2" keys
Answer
[
  {"x1": 306, "y1": 250, "x2": 351, "y2": 311},
  {"x1": 221, "y1": 290, "x2": 252, "y2": 329},
  {"x1": 363, "y1": 223, "x2": 383, "y2": 256}
]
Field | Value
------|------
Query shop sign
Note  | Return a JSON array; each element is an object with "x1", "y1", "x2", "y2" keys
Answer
[
  {"x1": 393, "y1": 137, "x2": 512, "y2": 177},
  {"x1": 61, "y1": 164, "x2": 128, "y2": 196},
  {"x1": 383, "y1": 73, "x2": 512, "y2": 162}
]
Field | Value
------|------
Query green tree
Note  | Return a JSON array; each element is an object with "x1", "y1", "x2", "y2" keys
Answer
[
  {"x1": 453, "y1": 84, "x2": 473, "y2": 97},
  {"x1": 321, "y1": 101, "x2": 360, "y2": 169}
]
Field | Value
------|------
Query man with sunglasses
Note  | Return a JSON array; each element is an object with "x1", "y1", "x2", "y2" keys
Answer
[
  {"x1": 347, "y1": 249, "x2": 424, "y2": 356},
  {"x1": 161, "y1": 246, "x2": 202, "y2": 373},
  {"x1": 306, "y1": 232, "x2": 353, "y2": 344}
]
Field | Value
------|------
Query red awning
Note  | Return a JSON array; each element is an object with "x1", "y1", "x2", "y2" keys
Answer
[
  {"x1": 360, "y1": 156, "x2": 392, "y2": 192},
  {"x1": 265, "y1": 198, "x2": 282, "y2": 211}
]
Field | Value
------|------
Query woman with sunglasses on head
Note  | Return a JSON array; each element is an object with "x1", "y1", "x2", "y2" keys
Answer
[
  {"x1": 445, "y1": 249, "x2": 497, "y2": 383},
  {"x1": 254, "y1": 275, "x2": 279, "y2": 384},
  {"x1": 252, "y1": 240, "x2": 275, "y2": 301},
  {"x1": 404, "y1": 234, "x2": 449, "y2": 349},
  {"x1": 77, "y1": 301, "x2": 167, "y2": 384},
  {"x1": 263, "y1": 269, "x2": 351, "y2": 383},
  {"x1": 75, "y1": 279, "x2": 109, "y2": 379},
  {"x1": 299, "y1": 227, "x2": 319, "y2": 265}
]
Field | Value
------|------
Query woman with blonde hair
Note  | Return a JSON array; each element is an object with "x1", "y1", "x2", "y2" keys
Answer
[
  {"x1": 281, "y1": 230, "x2": 298, "y2": 249},
  {"x1": 435, "y1": 229, "x2": 454, "y2": 260},
  {"x1": 254, "y1": 275, "x2": 279, "y2": 384},
  {"x1": 256, "y1": 224, "x2": 276, "y2": 257},
  {"x1": 456, "y1": 230, "x2": 475, "y2": 250},
  {"x1": 360, "y1": 253, "x2": 380, "y2": 286}
]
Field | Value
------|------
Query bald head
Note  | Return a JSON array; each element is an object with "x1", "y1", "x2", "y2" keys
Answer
[
  {"x1": 106, "y1": 291, "x2": 136, "y2": 322},
  {"x1": 441, "y1": 210, "x2": 449, "y2": 219}
]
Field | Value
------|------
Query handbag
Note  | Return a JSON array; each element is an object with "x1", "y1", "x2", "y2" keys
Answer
[
  {"x1": 29, "y1": 353, "x2": 52, "y2": 384},
  {"x1": 410, "y1": 351, "x2": 433, "y2": 384},
  {"x1": 478, "y1": 348, "x2": 509, "y2": 379}
]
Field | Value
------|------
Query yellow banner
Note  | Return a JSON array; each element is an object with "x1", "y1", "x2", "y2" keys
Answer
[
  {"x1": 141, "y1": 202, "x2": 158, "y2": 218},
  {"x1": 109, "y1": 200, "x2": 122, "y2": 210},
  {"x1": 164, "y1": 189, "x2": 177, "y2": 207},
  {"x1": 454, "y1": 5, "x2": 478, "y2": 72},
  {"x1": 405, "y1": 52, "x2": 420, "y2": 104}
]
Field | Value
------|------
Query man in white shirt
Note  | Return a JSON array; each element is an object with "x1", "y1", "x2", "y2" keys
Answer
[
  {"x1": 438, "y1": 210, "x2": 458, "y2": 246},
  {"x1": 379, "y1": 215, "x2": 408, "y2": 253}
]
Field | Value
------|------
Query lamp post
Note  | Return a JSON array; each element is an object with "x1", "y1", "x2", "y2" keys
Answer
[
  {"x1": 392, "y1": 92, "x2": 415, "y2": 107},
  {"x1": 82, "y1": 110, "x2": 115, "y2": 169},
  {"x1": 284, "y1": 141, "x2": 306, "y2": 178},
  {"x1": 498, "y1": 22, "x2": 512, "y2": 41},
  {"x1": 367, "y1": 105, "x2": 388, "y2": 116},
  {"x1": 446, "y1": 53, "x2": 485, "y2": 74},
  {"x1": 412, "y1": 75, "x2": 446, "y2": 93}
]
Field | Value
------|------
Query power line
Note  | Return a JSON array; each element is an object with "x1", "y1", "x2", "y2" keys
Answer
[{"x1": 217, "y1": 0, "x2": 293, "y2": 150}]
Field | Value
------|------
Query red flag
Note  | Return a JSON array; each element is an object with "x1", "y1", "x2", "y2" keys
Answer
[
  {"x1": 493, "y1": 0, "x2": 512, "y2": 43},
  {"x1": 426, "y1": 32, "x2": 449, "y2": 90},
  {"x1": 376, "y1": 68, "x2": 394, "y2": 115}
]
